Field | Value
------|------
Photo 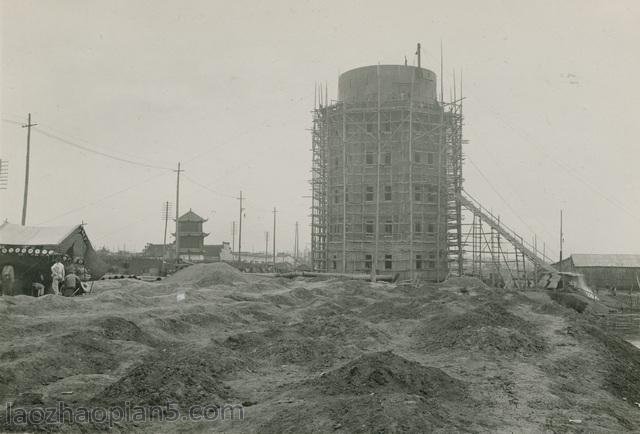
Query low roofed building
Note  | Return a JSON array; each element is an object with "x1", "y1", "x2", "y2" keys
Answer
[
  {"x1": 556, "y1": 254, "x2": 640, "y2": 290},
  {"x1": 203, "y1": 242, "x2": 233, "y2": 262}
]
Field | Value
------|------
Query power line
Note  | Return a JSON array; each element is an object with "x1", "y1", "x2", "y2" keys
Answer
[
  {"x1": 91, "y1": 214, "x2": 153, "y2": 244},
  {"x1": 34, "y1": 128, "x2": 174, "y2": 170},
  {"x1": 5, "y1": 116, "x2": 172, "y2": 165},
  {"x1": 465, "y1": 149, "x2": 557, "y2": 244},
  {"x1": 1, "y1": 118, "x2": 23, "y2": 126},
  {"x1": 183, "y1": 174, "x2": 285, "y2": 217},
  {"x1": 468, "y1": 96, "x2": 640, "y2": 222},
  {"x1": 466, "y1": 156, "x2": 557, "y2": 257},
  {"x1": 44, "y1": 123, "x2": 174, "y2": 166},
  {"x1": 2, "y1": 118, "x2": 174, "y2": 171},
  {"x1": 183, "y1": 130, "x2": 254, "y2": 164},
  {"x1": 36, "y1": 171, "x2": 169, "y2": 225},
  {"x1": 182, "y1": 174, "x2": 237, "y2": 199}
]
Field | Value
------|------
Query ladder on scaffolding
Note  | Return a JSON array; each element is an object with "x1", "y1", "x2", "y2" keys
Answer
[{"x1": 458, "y1": 190, "x2": 557, "y2": 274}]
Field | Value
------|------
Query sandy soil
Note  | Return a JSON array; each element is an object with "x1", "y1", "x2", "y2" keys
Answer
[{"x1": 1, "y1": 263, "x2": 640, "y2": 432}]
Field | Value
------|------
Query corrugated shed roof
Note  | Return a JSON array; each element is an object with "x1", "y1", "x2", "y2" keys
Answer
[
  {"x1": 0, "y1": 222, "x2": 80, "y2": 246},
  {"x1": 571, "y1": 254, "x2": 640, "y2": 268}
]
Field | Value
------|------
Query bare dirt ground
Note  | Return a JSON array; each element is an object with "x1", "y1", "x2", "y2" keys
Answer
[{"x1": 1, "y1": 263, "x2": 640, "y2": 432}]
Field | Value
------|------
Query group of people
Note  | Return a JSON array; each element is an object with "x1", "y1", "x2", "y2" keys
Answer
[
  {"x1": 0, "y1": 256, "x2": 89, "y2": 297},
  {"x1": 49, "y1": 257, "x2": 89, "y2": 296}
]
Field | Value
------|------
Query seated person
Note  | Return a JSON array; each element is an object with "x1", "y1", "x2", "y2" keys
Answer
[
  {"x1": 32, "y1": 282, "x2": 45, "y2": 297},
  {"x1": 62, "y1": 272, "x2": 85, "y2": 297},
  {"x1": 31, "y1": 273, "x2": 46, "y2": 297}
]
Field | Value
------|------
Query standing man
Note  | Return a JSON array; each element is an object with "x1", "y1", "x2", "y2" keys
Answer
[
  {"x1": 1, "y1": 264, "x2": 15, "y2": 296},
  {"x1": 50, "y1": 258, "x2": 65, "y2": 295}
]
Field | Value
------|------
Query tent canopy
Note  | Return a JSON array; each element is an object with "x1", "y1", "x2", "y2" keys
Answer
[{"x1": 0, "y1": 222, "x2": 80, "y2": 246}]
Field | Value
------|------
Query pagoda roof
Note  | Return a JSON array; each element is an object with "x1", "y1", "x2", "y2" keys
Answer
[{"x1": 177, "y1": 209, "x2": 207, "y2": 222}]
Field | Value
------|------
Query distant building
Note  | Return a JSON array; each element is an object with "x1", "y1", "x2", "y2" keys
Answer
[
  {"x1": 142, "y1": 243, "x2": 174, "y2": 259},
  {"x1": 276, "y1": 252, "x2": 297, "y2": 265},
  {"x1": 204, "y1": 242, "x2": 233, "y2": 262},
  {"x1": 231, "y1": 251, "x2": 296, "y2": 265},
  {"x1": 231, "y1": 251, "x2": 271, "y2": 264},
  {"x1": 141, "y1": 209, "x2": 232, "y2": 265},
  {"x1": 173, "y1": 210, "x2": 209, "y2": 262},
  {"x1": 555, "y1": 254, "x2": 640, "y2": 290}
]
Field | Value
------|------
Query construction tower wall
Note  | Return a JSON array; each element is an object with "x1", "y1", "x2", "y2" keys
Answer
[{"x1": 312, "y1": 64, "x2": 454, "y2": 281}]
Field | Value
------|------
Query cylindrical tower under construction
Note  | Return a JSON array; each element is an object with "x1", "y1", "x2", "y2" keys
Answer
[{"x1": 311, "y1": 64, "x2": 461, "y2": 280}]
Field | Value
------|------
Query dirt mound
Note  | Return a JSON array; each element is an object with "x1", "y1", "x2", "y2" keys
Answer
[
  {"x1": 442, "y1": 275, "x2": 490, "y2": 290},
  {"x1": 257, "y1": 352, "x2": 480, "y2": 433},
  {"x1": 568, "y1": 322, "x2": 640, "y2": 405},
  {"x1": 360, "y1": 298, "x2": 433, "y2": 320},
  {"x1": 473, "y1": 326, "x2": 546, "y2": 353},
  {"x1": 90, "y1": 278, "x2": 156, "y2": 294},
  {"x1": 164, "y1": 262, "x2": 247, "y2": 287},
  {"x1": 0, "y1": 293, "x2": 78, "y2": 317},
  {"x1": 549, "y1": 291, "x2": 589, "y2": 313},
  {"x1": 288, "y1": 286, "x2": 317, "y2": 301},
  {"x1": 94, "y1": 345, "x2": 237, "y2": 408},
  {"x1": 1, "y1": 330, "x2": 121, "y2": 399},
  {"x1": 301, "y1": 300, "x2": 351, "y2": 318},
  {"x1": 4, "y1": 273, "x2": 640, "y2": 432},
  {"x1": 96, "y1": 316, "x2": 156, "y2": 346},
  {"x1": 262, "y1": 293, "x2": 298, "y2": 306},
  {"x1": 312, "y1": 351, "x2": 468, "y2": 398},
  {"x1": 224, "y1": 330, "x2": 267, "y2": 352},
  {"x1": 415, "y1": 301, "x2": 546, "y2": 354},
  {"x1": 223, "y1": 329, "x2": 337, "y2": 369},
  {"x1": 292, "y1": 314, "x2": 389, "y2": 347}
]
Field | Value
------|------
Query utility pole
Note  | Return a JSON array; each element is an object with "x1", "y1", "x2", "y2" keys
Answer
[
  {"x1": 416, "y1": 42, "x2": 421, "y2": 69},
  {"x1": 21, "y1": 113, "x2": 37, "y2": 225},
  {"x1": 559, "y1": 210, "x2": 563, "y2": 268},
  {"x1": 534, "y1": 234, "x2": 538, "y2": 280},
  {"x1": 295, "y1": 221, "x2": 299, "y2": 263},
  {"x1": 161, "y1": 201, "x2": 172, "y2": 274},
  {"x1": 237, "y1": 191, "x2": 244, "y2": 264},
  {"x1": 272, "y1": 207, "x2": 277, "y2": 268},
  {"x1": 559, "y1": 209, "x2": 564, "y2": 289},
  {"x1": 232, "y1": 221, "x2": 236, "y2": 254},
  {"x1": 174, "y1": 163, "x2": 183, "y2": 262},
  {"x1": 265, "y1": 231, "x2": 269, "y2": 264}
]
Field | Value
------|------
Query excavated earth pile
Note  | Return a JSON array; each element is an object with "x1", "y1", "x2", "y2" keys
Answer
[
  {"x1": 414, "y1": 300, "x2": 548, "y2": 355},
  {"x1": 1, "y1": 264, "x2": 639, "y2": 432}
]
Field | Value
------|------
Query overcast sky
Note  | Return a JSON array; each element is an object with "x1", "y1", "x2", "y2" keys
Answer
[{"x1": 1, "y1": 0, "x2": 638, "y2": 257}]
